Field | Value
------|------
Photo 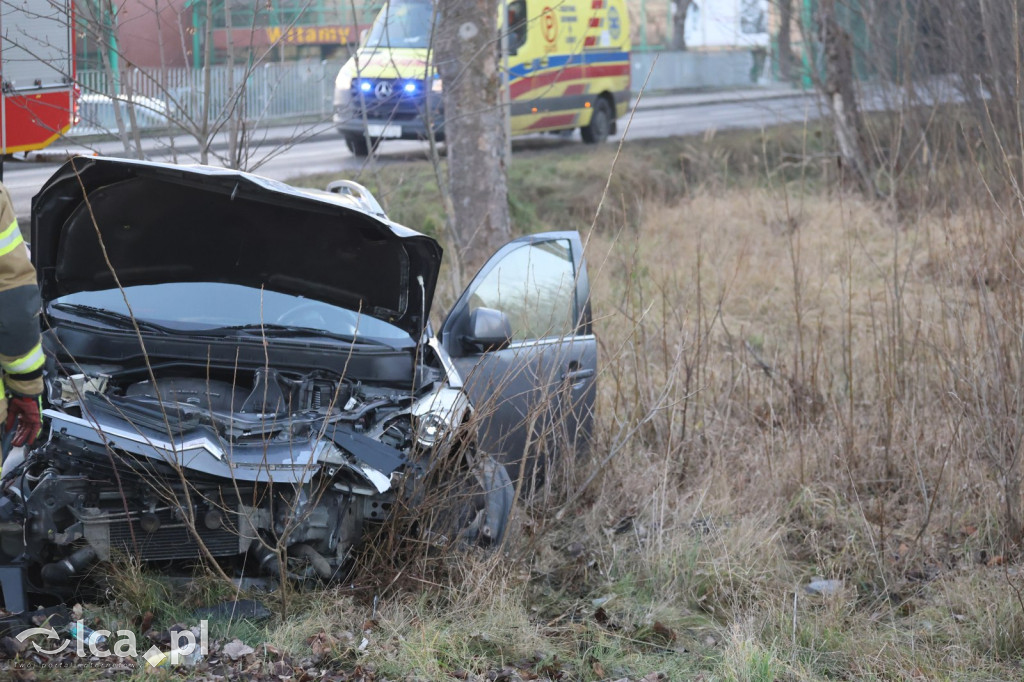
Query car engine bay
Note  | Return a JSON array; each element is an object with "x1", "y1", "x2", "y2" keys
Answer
[{"x1": 0, "y1": 361, "x2": 478, "y2": 610}]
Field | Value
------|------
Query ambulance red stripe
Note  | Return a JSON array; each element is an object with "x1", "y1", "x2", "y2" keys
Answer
[
  {"x1": 526, "y1": 113, "x2": 578, "y2": 130},
  {"x1": 510, "y1": 63, "x2": 629, "y2": 98}
]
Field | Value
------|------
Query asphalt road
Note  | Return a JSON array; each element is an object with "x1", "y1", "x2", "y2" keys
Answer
[{"x1": 2, "y1": 88, "x2": 820, "y2": 223}]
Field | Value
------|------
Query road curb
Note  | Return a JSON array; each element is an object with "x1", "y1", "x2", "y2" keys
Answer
[
  {"x1": 629, "y1": 88, "x2": 810, "y2": 112},
  {"x1": 26, "y1": 133, "x2": 338, "y2": 164}
]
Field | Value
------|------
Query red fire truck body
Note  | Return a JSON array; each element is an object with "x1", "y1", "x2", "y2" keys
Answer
[{"x1": 1, "y1": 1, "x2": 75, "y2": 153}]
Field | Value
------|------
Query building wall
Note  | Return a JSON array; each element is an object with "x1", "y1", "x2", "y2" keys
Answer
[
  {"x1": 86, "y1": 0, "x2": 366, "y2": 69},
  {"x1": 685, "y1": 0, "x2": 770, "y2": 49},
  {"x1": 627, "y1": 0, "x2": 771, "y2": 50},
  {"x1": 112, "y1": 0, "x2": 191, "y2": 67}
]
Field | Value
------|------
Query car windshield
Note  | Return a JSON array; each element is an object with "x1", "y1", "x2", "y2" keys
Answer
[
  {"x1": 49, "y1": 282, "x2": 412, "y2": 343},
  {"x1": 365, "y1": 0, "x2": 435, "y2": 48}
]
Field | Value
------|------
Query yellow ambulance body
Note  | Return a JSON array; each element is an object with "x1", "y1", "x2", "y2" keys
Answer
[{"x1": 332, "y1": 0, "x2": 631, "y2": 156}]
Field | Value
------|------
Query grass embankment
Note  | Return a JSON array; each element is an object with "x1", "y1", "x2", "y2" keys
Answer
[{"x1": 52, "y1": 125, "x2": 1024, "y2": 680}]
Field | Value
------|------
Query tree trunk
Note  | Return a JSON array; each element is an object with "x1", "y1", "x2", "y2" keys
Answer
[
  {"x1": 96, "y1": 0, "x2": 132, "y2": 156},
  {"x1": 199, "y1": 0, "x2": 214, "y2": 165},
  {"x1": 777, "y1": 0, "x2": 793, "y2": 80},
  {"x1": 224, "y1": 0, "x2": 240, "y2": 169},
  {"x1": 818, "y1": 0, "x2": 876, "y2": 197},
  {"x1": 435, "y1": 0, "x2": 510, "y2": 275},
  {"x1": 672, "y1": 0, "x2": 691, "y2": 51}
]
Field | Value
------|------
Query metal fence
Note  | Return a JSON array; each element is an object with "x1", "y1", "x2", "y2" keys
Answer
[
  {"x1": 632, "y1": 50, "x2": 769, "y2": 92},
  {"x1": 76, "y1": 60, "x2": 344, "y2": 132},
  {"x1": 74, "y1": 49, "x2": 774, "y2": 135}
]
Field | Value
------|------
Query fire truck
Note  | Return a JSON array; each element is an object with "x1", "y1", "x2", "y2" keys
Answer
[{"x1": 0, "y1": 0, "x2": 75, "y2": 154}]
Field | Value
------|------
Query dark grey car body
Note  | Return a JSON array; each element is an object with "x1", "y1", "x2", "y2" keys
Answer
[{"x1": 0, "y1": 157, "x2": 596, "y2": 612}]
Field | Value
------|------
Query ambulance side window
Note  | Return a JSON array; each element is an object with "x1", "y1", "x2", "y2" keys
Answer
[{"x1": 508, "y1": 0, "x2": 527, "y2": 54}]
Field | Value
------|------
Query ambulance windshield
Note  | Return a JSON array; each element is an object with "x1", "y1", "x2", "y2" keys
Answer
[{"x1": 365, "y1": 0, "x2": 435, "y2": 49}]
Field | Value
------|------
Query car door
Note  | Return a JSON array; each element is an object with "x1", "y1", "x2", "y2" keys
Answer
[{"x1": 440, "y1": 231, "x2": 597, "y2": 484}]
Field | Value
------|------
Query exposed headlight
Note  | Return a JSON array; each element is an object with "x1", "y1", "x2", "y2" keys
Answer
[
  {"x1": 411, "y1": 387, "x2": 469, "y2": 447},
  {"x1": 414, "y1": 411, "x2": 450, "y2": 446}
]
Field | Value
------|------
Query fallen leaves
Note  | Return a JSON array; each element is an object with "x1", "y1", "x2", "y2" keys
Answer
[
  {"x1": 307, "y1": 629, "x2": 341, "y2": 661},
  {"x1": 223, "y1": 638, "x2": 256, "y2": 661},
  {"x1": 0, "y1": 586, "x2": 693, "y2": 682}
]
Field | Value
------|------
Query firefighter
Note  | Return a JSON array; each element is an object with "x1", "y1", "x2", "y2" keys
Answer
[{"x1": 0, "y1": 183, "x2": 44, "y2": 451}]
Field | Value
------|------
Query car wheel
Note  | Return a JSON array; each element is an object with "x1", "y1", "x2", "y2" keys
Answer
[
  {"x1": 345, "y1": 133, "x2": 374, "y2": 157},
  {"x1": 423, "y1": 453, "x2": 514, "y2": 548},
  {"x1": 467, "y1": 456, "x2": 514, "y2": 546},
  {"x1": 581, "y1": 97, "x2": 613, "y2": 144}
]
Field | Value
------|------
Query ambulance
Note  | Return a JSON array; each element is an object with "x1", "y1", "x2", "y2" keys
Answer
[{"x1": 332, "y1": 0, "x2": 631, "y2": 156}]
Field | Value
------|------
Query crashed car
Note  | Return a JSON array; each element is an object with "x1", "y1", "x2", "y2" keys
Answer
[{"x1": 0, "y1": 157, "x2": 596, "y2": 611}]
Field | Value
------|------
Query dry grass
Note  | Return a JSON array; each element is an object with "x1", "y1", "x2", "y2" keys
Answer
[
  {"x1": 279, "y1": 130, "x2": 1024, "y2": 679},
  {"x1": 47, "y1": 124, "x2": 1024, "y2": 679},
  {"x1": 267, "y1": 173, "x2": 1024, "y2": 680},
  {"x1": 525, "y1": 175, "x2": 1024, "y2": 678}
]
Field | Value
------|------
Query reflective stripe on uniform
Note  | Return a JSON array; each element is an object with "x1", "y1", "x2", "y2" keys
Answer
[
  {"x1": 1, "y1": 342, "x2": 44, "y2": 375},
  {"x1": 0, "y1": 220, "x2": 23, "y2": 258}
]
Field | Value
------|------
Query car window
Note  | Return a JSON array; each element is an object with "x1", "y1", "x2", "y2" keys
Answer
[
  {"x1": 51, "y1": 282, "x2": 411, "y2": 341},
  {"x1": 468, "y1": 239, "x2": 576, "y2": 341},
  {"x1": 366, "y1": 0, "x2": 435, "y2": 49},
  {"x1": 508, "y1": 0, "x2": 527, "y2": 51}
]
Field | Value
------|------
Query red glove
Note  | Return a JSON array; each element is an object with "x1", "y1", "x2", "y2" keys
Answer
[{"x1": 6, "y1": 394, "x2": 42, "y2": 447}]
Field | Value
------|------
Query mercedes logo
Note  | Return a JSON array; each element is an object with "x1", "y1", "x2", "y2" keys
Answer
[{"x1": 374, "y1": 81, "x2": 394, "y2": 100}]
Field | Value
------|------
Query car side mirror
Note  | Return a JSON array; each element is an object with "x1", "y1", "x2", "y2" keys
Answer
[{"x1": 462, "y1": 307, "x2": 512, "y2": 353}]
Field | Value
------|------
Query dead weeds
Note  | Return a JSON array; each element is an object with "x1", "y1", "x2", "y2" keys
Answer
[{"x1": 12, "y1": 125, "x2": 1024, "y2": 679}]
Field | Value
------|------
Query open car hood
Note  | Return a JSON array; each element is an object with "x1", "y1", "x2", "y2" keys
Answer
[{"x1": 31, "y1": 157, "x2": 443, "y2": 336}]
